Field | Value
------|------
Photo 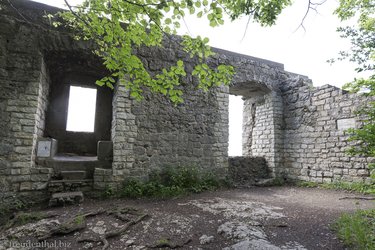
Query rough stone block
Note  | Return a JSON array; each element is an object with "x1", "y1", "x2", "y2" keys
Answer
[
  {"x1": 19, "y1": 182, "x2": 32, "y2": 191},
  {"x1": 61, "y1": 171, "x2": 87, "y2": 180},
  {"x1": 97, "y1": 141, "x2": 113, "y2": 161},
  {"x1": 36, "y1": 138, "x2": 58, "y2": 158},
  {"x1": 49, "y1": 191, "x2": 84, "y2": 207},
  {"x1": 30, "y1": 174, "x2": 50, "y2": 182},
  {"x1": 337, "y1": 118, "x2": 356, "y2": 131},
  {"x1": 32, "y1": 182, "x2": 48, "y2": 191}
]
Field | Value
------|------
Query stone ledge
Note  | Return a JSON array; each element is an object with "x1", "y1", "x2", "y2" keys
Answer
[{"x1": 48, "y1": 191, "x2": 84, "y2": 207}]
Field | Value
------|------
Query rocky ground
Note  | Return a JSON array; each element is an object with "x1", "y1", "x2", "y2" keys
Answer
[{"x1": 0, "y1": 186, "x2": 373, "y2": 250}]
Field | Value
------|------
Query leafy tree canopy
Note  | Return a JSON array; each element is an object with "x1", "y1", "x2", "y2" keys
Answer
[
  {"x1": 334, "y1": 0, "x2": 375, "y2": 177},
  {"x1": 56, "y1": 0, "x2": 291, "y2": 104}
]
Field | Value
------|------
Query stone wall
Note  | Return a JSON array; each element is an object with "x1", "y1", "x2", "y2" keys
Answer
[
  {"x1": 44, "y1": 70, "x2": 112, "y2": 155},
  {"x1": 242, "y1": 92, "x2": 284, "y2": 177},
  {"x1": 228, "y1": 157, "x2": 270, "y2": 186},
  {"x1": 280, "y1": 76, "x2": 373, "y2": 183},
  {"x1": 1, "y1": 0, "x2": 373, "y2": 197},
  {"x1": 0, "y1": 9, "x2": 52, "y2": 192},
  {"x1": 106, "y1": 39, "x2": 230, "y2": 186}
]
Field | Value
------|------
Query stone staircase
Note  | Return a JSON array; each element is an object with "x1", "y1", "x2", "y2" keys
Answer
[{"x1": 36, "y1": 154, "x2": 111, "y2": 206}]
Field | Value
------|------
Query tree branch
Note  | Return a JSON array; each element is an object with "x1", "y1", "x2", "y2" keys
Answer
[{"x1": 294, "y1": 0, "x2": 328, "y2": 33}]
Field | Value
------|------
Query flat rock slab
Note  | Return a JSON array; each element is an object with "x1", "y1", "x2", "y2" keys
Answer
[
  {"x1": 60, "y1": 170, "x2": 86, "y2": 180},
  {"x1": 49, "y1": 191, "x2": 84, "y2": 207}
]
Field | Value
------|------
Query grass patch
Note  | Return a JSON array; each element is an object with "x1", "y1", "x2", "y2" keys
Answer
[
  {"x1": 321, "y1": 182, "x2": 375, "y2": 195},
  {"x1": 120, "y1": 166, "x2": 226, "y2": 199},
  {"x1": 296, "y1": 181, "x2": 375, "y2": 195},
  {"x1": 295, "y1": 181, "x2": 320, "y2": 188},
  {"x1": 0, "y1": 195, "x2": 29, "y2": 227},
  {"x1": 3, "y1": 211, "x2": 45, "y2": 230},
  {"x1": 332, "y1": 209, "x2": 375, "y2": 250}
]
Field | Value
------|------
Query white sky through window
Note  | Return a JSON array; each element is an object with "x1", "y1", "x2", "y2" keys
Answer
[
  {"x1": 66, "y1": 86, "x2": 97, "y2": 132},
  {"x1": 229, "y1": 95, "x2": 243, "y2": 156}
]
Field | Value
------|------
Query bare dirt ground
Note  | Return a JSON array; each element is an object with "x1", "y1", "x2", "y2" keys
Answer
[{"x1": 1, "y1": 186, "x2": 374, "y2": 250}]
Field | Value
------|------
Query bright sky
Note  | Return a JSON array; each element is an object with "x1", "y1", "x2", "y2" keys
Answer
[
  {"x1": 30, "y1": 0, "x2": 360, "y2": 155},
  {"x1": 66, "y1": 86, "x2": 97, "y2": 132}
]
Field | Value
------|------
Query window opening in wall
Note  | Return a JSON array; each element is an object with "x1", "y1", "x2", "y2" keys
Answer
[
  {"x1": 66, "y1": 86, "x2": 97, "y2": 132},
  {"x1": 229, "y1": 95, "x2": 244, "y2": 156}
]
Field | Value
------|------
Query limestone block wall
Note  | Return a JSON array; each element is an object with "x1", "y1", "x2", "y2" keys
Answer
[
  {"x1": 281, "y1": 75, "x2": 373, "y2": 183},
  {"x1": 106, "y1": 40, "x2": 230, "y2": 185},
  {"x1": 2, "y1": 0, "x2": 373, "y2": 195},
  {"x1": 0, "y1": 11, "x2": 52, "y2": 192},
  {"x1": 228, "y1": 156, "x2": 270, "y2": 186},
  {"x1": 129, "y1": 85, "x2": 229, "y2": 180},
  {"x1": 242, "y1": 91, "x2": 284, "y2": 177}
]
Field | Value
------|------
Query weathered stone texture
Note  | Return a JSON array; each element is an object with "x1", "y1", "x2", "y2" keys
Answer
[
  {"x1": 0, "y1": 8, "x2": 52, "y2": 192},
  {"x1": 242, "y1": 92, "x2": 284, "y2": 177},
  {"x1": 280, "y1": 76, "x2": 373, "y2": 183},
  {"x1": 0, "y1": 0, "x2": 373, "y2": 199},
  {"x1": 228, "y1": 157, "x2": 270, "y2": 186},
  {"x1": 110, "y1": 38, "x2": 230, "y2": 182}
]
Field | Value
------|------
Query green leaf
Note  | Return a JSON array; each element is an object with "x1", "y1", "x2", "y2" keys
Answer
[
  {"x1": 165, "y1": 18, "x2": 172, "y2": 24},
  {"x1": 177, "y1": 60, "x2": 184, "y2": 67},
  {"x1": 96, "y1": 80, "x2": 105, "y2": 87}
]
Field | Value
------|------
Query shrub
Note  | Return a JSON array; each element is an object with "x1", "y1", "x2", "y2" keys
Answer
[
  {"x1": 332, "y1": 209, "x2": 375, "y2": 250},
  {"x1": 120, "y1": 166, "x2": 225, "y2": 198}
]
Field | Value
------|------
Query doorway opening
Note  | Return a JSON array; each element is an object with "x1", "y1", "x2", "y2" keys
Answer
[
  {"x1": 66, "y1": 86, "x2": 97, "y2": 133},
  {"x1": 228, "y1": 95, "x2": 244, "y2": 156}
]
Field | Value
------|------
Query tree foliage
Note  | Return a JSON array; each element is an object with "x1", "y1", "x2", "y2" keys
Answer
[
  {"x1": 57, "y1": 0, "x2": 291, "y2": 104},
  {"x1": 334, "y1": 0, "x2": 375, "y2": 176}
]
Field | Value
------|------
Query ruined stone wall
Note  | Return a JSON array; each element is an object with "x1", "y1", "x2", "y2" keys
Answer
[
  {"x1": 1, "y1": 0, "x2": 372, "y2": 195},
  {"x1": 228, "y1": 156, "x2": 270, "y2": 186},
  {"x1": 105, "y1": 40, "x2": 229, "y2": 187},
  {"x1": 0, "y1": 11, "x2": 52, "y2": 192},
  {"x1": 242, "y1": 92, "x2": 284, "y2": 177},
  {"x1": 106, "y1": 39, "x2": 290, "y2": 186},
  {"x1": 280, "y1": 76, "x2": 373, "y2": 183}
]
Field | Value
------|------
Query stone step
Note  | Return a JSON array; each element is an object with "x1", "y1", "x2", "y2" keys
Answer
[
  {"x1": 254, "y1": 178, "x2": 278, "y2": 187},
  {"x1": 60, "y1": 170, "x2": 87, "y2": 180},
  {"x1": 37, "y1": 157, "x2": 112, "y2": 179},
  {"x1": 49, "y1": 191, "x2": 84, "y2": 207},
  {"x1": 48, "y1": 179, "x2": 93, "y2": 193}
]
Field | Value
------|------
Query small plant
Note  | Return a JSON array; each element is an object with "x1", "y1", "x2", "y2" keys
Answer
[
  {"x1": 296, "y1": 181, "x2": 319, "y2": 188},
  {"x1": 102, "y1": 185, "x2": 115, "y2": 198},
  {"x1": 120, "y1": 166, "x2": 225, "y2": 199},
  {"x1": 295, "y1": 180, "x2": 374, "y2": 195},
  {"x1": 4, "y1": 212, "x2": 44, "y2": 229},
  {"x1": 156, "y1": 238, "x2": 170, "y2": 245},
  {"x1": 321, "y1": 181, "x2": 375, "y2": 195},
  {"x1": 0, "y1": 195, "x2": 29, "y2": 227},
  {"x1": 73, "y1": 215, "x2": 84, "y2": 225},
  {"x1": 332, "y1": 209, "x2": 375, "y2": 250}
]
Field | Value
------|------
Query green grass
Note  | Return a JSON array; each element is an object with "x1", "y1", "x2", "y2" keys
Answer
[
  {"x1": 296, "y1": 181, "x2": 375, "y2": 195},
  {"x1": 0, "y1": 196, "x2": 28, "y2": 227},
  {"x1": 119, "y1": 166, "x2": 226, "y2": 199},
  {"x1": 332, "y1": 209, "x2": 375, "y2": 250},
  {"x1": 295, "y1": 181, "x2": 320, "y2": 188},
  {"x1": 321, "y1": 182, "x2": 375, "y2": 195},
  {"x1": 3, "y1": 211, "x2": 45, "y2": 229}
]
